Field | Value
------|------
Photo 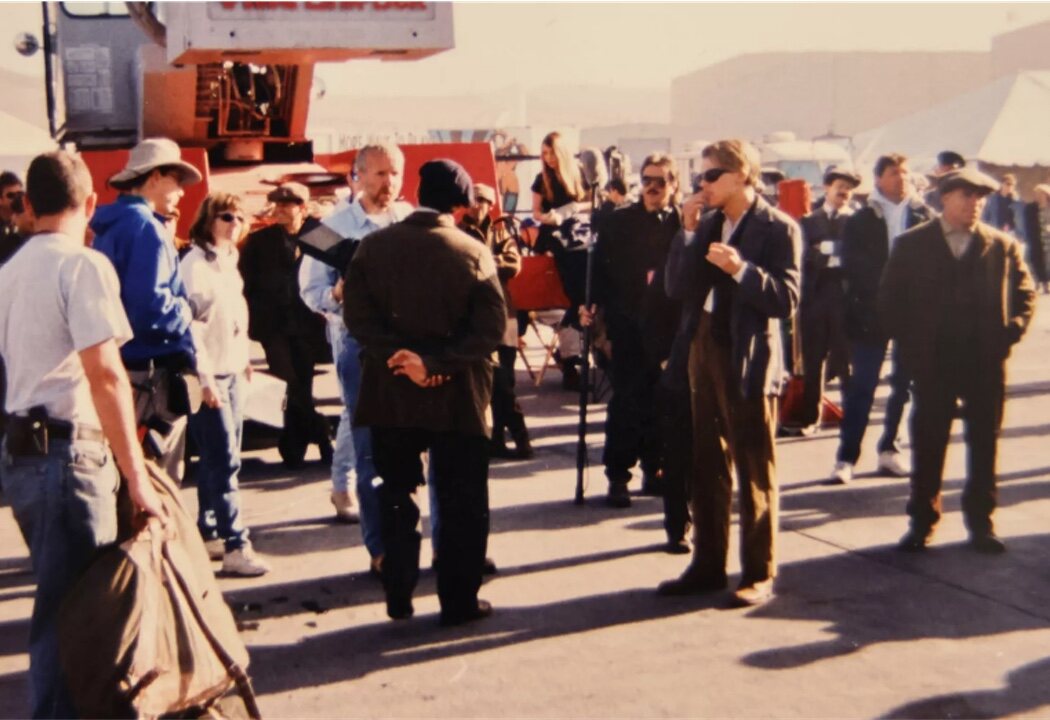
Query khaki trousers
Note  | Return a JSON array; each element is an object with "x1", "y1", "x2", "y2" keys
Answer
[{"x1": 687, "y1": 312, "x2": 778, "y2": 584}]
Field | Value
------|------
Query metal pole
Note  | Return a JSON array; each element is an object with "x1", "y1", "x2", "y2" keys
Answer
[{"x1": 574, "y1": 189, "x2": 598, "y2": 505}]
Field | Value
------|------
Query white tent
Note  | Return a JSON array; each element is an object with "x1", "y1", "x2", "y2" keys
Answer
[
  {"x1": 0, "y1": 110, "x2": 56, "y2": 176},
  {"x1": 853, "y1": 71, "x2": 1050, "y2": 173}
]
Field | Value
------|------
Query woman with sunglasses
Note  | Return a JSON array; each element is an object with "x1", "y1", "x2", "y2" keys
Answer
[{"x1": 181, "y1": 193, "x2": 270, "y2": 577}]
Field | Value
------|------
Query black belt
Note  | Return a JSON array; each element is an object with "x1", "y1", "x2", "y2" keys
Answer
[
  {"x1": 7, "y1": 417, "x2": 104, "y2": 444},
  {"x1": 48, "y1": 422, "x2": 104, "y2": 443}
]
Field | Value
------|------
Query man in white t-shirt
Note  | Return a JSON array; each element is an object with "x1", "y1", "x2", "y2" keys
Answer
[{"x1": 0, "y1": 151, "x2": 166, "y2": 718}]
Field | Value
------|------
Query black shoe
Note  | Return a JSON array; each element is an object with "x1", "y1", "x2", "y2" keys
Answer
[
  {"x1": 386, "y1": 596, "x2": 414, "y2": 621},
  {"x1": 440, "y1": 599, "x2": 493, "y2": 627},
  {"x1": 483, "y1": 557, "x2": 498, "y2": 575},
  {"x1": 511, "y1": 429, "x2": 534, "y2": 460},
  {"x1": 657, "y1": 570, "x2": 728, "y2": 596},
  {"x1": 488, "y1": 439, "x2": 515, "y2": 459},
  {"x1": 897, "y1": 528, "x2": 931, "y2": 552},
  {"x1": 606, "y1": 482, "x2": 631, "y2": 508},
  {"x1": 561, "y1": 362, "x2": 581, "y2": 392},
  {"x1": 970, "y1": 532, "x2": 1006, "y2": 555},
  {"x1": 640, "y1": 471, "x2": 664, "y2": 497},
  {"x1": 664, "y1": 539, "x2": 691, "y2": 555}
]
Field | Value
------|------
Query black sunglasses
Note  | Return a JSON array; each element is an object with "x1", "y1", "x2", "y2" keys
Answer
[
  {"x1": 218, "y1": 212, "x2": 245, "y2": 224},
  {"x1": 640, "y1": 175, "x2": 668, "y2": 188},
  {"x1": 700, "y1": 167, "x2": 731, "y2": 185}
]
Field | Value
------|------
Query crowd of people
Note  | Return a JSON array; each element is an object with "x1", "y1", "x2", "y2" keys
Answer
[{"x1": 0, "y1": 131, "x2": 1042, "y2": 716}]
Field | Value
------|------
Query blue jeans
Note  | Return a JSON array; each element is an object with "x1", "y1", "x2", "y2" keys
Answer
[
  {"x1": 330, "y1": 325, "x2": 355, "y2": 494},
  {"x1": 1, "y1": 436, "x2": 119, "y2": 718},
  {"x1": 188, "y1": 374, "x2": 248, "y2": 551},
  {"x1": 837, "y1": 340, "x2": 911, "y2": 464},
  {"x1": 339, "y1": 332, "x2": 384, "y2": 558}
]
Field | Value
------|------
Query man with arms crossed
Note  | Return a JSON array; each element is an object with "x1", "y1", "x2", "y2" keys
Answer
[{"x1": 0, "y1": 151, "x2": 166, "y2": 718}]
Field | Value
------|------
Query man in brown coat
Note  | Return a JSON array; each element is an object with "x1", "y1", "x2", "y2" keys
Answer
[
  {"x1": 879, "y1": 167, "x2": 1036, "y2": 554},
  {"x1": 344, "y1": 159, "x2": 506, "y2": 625}
]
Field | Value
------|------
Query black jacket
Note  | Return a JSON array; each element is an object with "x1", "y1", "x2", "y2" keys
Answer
[
  {"x1": 799, "y1": 206, "x2": 849, "y2": 302},
  {"x1": 841, "y1": 197, "x2": 932, "y2": 343},
  {"x1": 238, "y1": 223, "x2": 326, "y2": 346},
  {"x1": 664, "y1": 196, "x2": 802, "y2": 398}
]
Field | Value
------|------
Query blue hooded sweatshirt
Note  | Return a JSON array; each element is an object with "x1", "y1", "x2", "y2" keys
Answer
[{"x1": 91, "y1": 195, "x2": 195, "y2": 366}]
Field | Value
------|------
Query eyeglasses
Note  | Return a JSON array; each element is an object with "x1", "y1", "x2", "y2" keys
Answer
[
  {"x1": 218, "y1": 212, "x2": 245, "y2": 224},
  {"x1": 700, "y1": 168, "x2": 731, "y2": 185},
  {"x1": 640, "y1": 175, "x2": 668, "y2": 189},
  {"x1": 3, "y1": 191, "x2": 22, "y2": 201}
]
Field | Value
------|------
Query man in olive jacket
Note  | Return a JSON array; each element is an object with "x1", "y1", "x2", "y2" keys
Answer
[
  {"x1": 880, "y1": 167, "x2": 1036, "y2": 554},
  {"x1": 344, "y1": 159, "x2": 506, "y2": 625}
]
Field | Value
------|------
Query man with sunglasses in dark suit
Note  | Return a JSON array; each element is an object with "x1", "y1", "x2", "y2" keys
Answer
[
  {"x1": 580, "y1": 154, "x2": 683, "y2": 521},
  {"x1": 657, "y1": 139, "x2": 801, "y2": 607}
]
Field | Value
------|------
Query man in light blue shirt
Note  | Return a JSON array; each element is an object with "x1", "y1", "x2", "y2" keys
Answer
[{"x1": 300, "y1": 143, "x2": 412, "y2": 572}]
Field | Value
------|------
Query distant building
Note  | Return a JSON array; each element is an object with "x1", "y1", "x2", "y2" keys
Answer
[{"x1": 670, "y1": 20, "x2": 1050, "y2": 151}]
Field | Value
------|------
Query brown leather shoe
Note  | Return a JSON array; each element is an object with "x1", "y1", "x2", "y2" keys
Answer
[
  {"x1": 656, "y1": 570, "x2": 727, "y2": 596},
  {"x1": 731, "y1": 578, "x2": 775, "y2": 607}
]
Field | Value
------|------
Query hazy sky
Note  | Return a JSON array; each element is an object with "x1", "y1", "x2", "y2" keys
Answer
[{"x1": 5, "y1": 2, "x2": 1050, "y2": 95}]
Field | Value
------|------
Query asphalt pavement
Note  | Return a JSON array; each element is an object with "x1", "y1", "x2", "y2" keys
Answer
[{"x1": 2, "y1": 296, "x2": 1050, "y2": 718}]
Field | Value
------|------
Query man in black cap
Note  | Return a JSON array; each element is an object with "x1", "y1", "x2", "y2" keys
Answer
[
  {"x1": 796, "y1": 166, "x2": 860, "y2": 434},
  {"x1": 880, "y1": 167, "x2": 1036, "y2": 553},
  {"x1": 344, "y1": 159, "x2": 506, "y2": 625},
  {"x1": 923, "y1": 150, "x2": 966, "y2": 212},
  {"x1": 239, "y1": 182, "x2": 332, "y2": 468}
]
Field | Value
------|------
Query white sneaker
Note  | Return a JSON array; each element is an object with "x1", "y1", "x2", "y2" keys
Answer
[
  {"x1": 877, "y1": 451, "x2": 910, "y2": 478},
  {"x1": 204, "y1": 538, "x2": 225, "y2": 561},
  {"x1": 330, "y1": 490, "x2": 360, "y2": 524},
  {"x1": 222, "y1": 545, "x2": 271, "y2": 577},
  {"x1": 830, "y1": 461, "x2": 853, "y2": 485}
]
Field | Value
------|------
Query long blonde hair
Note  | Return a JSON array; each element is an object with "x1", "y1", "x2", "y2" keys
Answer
[{"x1": 540, "y1": 132, "x2": 584, "y2": 203}]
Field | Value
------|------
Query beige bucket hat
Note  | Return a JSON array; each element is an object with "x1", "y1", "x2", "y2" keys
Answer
[{"x1": 109, "y1": 138, "x2": 203, "y2": 187}]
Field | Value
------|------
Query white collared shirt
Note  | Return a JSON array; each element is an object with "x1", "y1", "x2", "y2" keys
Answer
[{"x1": 822, "y1": 202, "x2": 854, "y2": 220}]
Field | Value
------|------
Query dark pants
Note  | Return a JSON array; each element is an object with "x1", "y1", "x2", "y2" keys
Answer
[
  {"x1": 836, "y1": 340, "x2": 910, "y2": 464},
  {"x1": 658, "y1": 382, "x2": 691, "y2": 544},
  {"x1": 371, "y1": 427, "x2": 490, "y2": 621},
  {"x1": 261, "y1": 334, "x2": 330, "y2": 463},
  {"x1": 908, "y1": 365, "x2": 1004, "y2": 536},
  {"x1": 687, "y1": 313, "x2": 778, "y2": 584},
  {"x1": 799, "y1": 283, "x2": 850, "y2": 427},
  {"x1": 491, "y1": 345, "x2": 526, "y2": 443},
  {"x1": 603, "y1": 321, "x2": 661, "y2": 484}
]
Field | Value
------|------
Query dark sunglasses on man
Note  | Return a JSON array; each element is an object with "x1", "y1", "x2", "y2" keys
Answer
[
  {"x1": 640, "y1": 175, "x2": 667, "y2": 189},
  {"x1": 700, "y1": 167, "x2": 731, "y2": 185}
]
